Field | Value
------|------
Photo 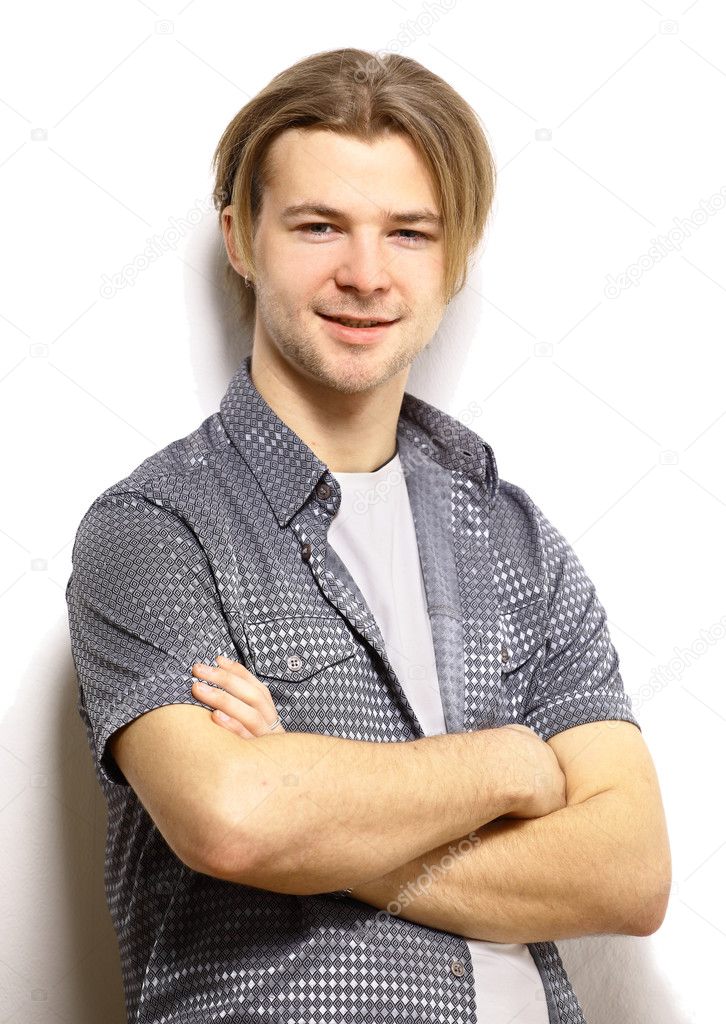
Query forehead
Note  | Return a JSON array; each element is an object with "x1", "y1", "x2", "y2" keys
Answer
[{"x1": 261, "y1": 127, "x2": 439, "y2": 217}]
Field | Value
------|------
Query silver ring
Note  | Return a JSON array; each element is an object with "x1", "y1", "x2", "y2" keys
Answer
[{"x1": 268, "y1": 716, "x2": 282, "y2": 732}]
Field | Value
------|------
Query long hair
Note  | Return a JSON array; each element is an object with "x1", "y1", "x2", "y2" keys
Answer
[{"x1": 211, "y1": 47, "x2": 497, "y2": 326}]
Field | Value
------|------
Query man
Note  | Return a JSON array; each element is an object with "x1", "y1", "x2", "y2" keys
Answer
[{"x1": 66, "y1": 48, "x2": 670, "y2": 1024}]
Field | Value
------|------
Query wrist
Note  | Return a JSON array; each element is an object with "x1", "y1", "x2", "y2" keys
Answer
[{"x1": 479, "y1": 726, "x2": 529, "y2": 818}]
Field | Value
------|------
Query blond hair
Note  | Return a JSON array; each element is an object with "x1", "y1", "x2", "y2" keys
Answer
[{"x1": 211, "y1": 47, "x2": 497, "y2": 326}]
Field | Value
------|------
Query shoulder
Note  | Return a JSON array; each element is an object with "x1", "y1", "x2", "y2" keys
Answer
[
  {"x1": 492, "y1": 478, "x2": 579, "y2": 561},
  {"x1": 70, "y1": 411, "x2": 249, "y2": 573},
  {"x1": 95, "y1": 412, "x2": 234, "y2": 503},
  {"x1": 488, "y1": 479, "x2": 551, "y2": 603},
  {"x1": 489, "y1": 477, "x2": 592, "y2": 616},
  {"x1": 73, "y1": 409, "x2": 254, "y2": 534}
]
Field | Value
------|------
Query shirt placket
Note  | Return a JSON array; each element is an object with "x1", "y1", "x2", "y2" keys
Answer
[{"x1": 288, "y1": 475, "x2": 427, "y2": 740}]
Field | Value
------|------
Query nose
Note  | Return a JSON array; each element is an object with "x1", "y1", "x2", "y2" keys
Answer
[{"x1": 333, "y1": 233, "x2": 393, "y2": 295}]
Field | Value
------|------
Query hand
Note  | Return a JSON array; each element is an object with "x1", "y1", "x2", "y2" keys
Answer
[
  {"x1": 495, "y1": 723, "x2": 567, "y2": 819},
  {"x1": 191, "y1": 655, "x2": 286, "y2": 738}
]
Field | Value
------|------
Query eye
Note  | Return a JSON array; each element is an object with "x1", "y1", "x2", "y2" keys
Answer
[
  {"x1": 395, "y1": 229, "x2": 429, "y2": 244},
  {"x1": 299, "y1": 223, "x2": 430, "y2": 244},
  {"x1": 303, "y1": 223, "x2": 335, "y2": 237}
]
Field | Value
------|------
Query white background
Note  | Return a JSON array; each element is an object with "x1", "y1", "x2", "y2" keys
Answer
[{"x1": 1, "y1": 1, "x2": 724, "y2": 1022}]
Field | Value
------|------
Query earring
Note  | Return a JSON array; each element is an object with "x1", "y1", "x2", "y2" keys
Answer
[{"x1": 243, "y1": 276, "x2": 252, "y2": 288}]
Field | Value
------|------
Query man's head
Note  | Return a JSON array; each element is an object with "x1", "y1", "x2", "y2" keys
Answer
[{"x1": 212, "y1": 48, "x2": 496, "y2": 396}]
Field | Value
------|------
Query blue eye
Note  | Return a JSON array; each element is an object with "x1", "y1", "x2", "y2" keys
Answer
[
  {"x1": 300, "y1": 223, "x2": 429, "y2": 244},
  {"x1": 395, "y1": 229, "x2": 428, "y2": 242}
]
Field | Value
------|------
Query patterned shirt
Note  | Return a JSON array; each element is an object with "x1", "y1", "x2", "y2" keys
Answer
[{"x1": 65, "y1": 353, "x2": 640, "y2": 1024}]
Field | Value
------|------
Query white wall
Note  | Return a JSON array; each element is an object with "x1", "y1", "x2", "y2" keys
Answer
[{"x1": 2, "y1": 1, "x2": 723, "y2": 1021}]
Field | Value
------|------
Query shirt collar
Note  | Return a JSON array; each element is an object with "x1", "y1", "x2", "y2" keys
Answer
[{"x1": 219, "y1": 354, "x2": 499, "y2": 527}]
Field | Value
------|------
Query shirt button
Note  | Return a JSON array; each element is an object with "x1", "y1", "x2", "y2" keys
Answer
[
  {"x1": 316, "y1": 482, "x2": 331, "y2": 500},
  {"x1": 286, "y1": 654, "x2": 304, "y2": 672},
  {"x1": 500, "y1": 643, "x2": 510, "y2": 665},
  {"x1": 301, "y1": 542, "x2": 312, "y2": 561},
  {"x1": 449, "y1": 959, "x2": 466, "y2": 977}
]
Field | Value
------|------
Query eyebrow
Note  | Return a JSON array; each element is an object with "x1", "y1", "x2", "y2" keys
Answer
[{"x1": 280, "y1": 202, "x2": 442, "y2": 228}]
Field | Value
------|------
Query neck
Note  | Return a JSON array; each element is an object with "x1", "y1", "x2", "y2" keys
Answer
[{"x1": 248, "y1": 343, "x2": 406, "y2": 473}]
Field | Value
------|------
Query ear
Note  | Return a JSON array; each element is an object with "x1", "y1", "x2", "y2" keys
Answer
[{"x1": 221, "y1": 205, "x2": 250, "y2": 279}]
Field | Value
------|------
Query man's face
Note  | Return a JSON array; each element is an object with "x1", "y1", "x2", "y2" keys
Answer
[{"x1": 229, "y1": 128, "x2": 448, "y2": 396}]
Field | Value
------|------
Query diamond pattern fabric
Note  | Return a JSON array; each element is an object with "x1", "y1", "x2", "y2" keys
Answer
[{"x1": 65, "y1": 354, "x2": 640, "y2": 1023}]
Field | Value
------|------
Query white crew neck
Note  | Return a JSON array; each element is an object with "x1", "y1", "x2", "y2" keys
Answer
[{"x1": 333, "y1": 449, "x2": 400, "y2": 479}]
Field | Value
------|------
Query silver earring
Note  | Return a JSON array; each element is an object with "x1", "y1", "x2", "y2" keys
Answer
[{"x1": 243, "y1": 275, "x2": 252, "y2": 288}]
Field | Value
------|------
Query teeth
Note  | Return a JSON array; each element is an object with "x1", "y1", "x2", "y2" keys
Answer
[{"x1": 332, "y1": 317, "x2": 382, "y2": 328}]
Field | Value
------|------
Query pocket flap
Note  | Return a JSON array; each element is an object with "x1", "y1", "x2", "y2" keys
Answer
[{"x1": 245, "y1": 615, "x2": 359, "y2": 682}]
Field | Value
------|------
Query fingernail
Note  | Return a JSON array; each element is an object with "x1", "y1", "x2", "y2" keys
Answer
[{"x1": 194, "y1": 680, "x2": 211, "y2": 689}]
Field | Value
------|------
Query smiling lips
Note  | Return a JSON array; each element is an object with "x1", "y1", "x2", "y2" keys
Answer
[{"x1": 318, "y1": 312, "x2": 398, "y2": 328}]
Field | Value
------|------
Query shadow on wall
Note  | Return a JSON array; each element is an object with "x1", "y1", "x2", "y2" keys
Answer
[
  {"x1": 60, "y1": 665, "x2": 127, "y2": 1023},
  {"x1": 558, "y1": 932, "x2": 688, "y2": 1024}
]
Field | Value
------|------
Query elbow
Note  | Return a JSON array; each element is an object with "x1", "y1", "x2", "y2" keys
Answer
[
  {"x1": 197, "y1": 798, "x2": 267, "y2": 885},
  {"x1": 156, "y1": 806, "x2": 257, "y2": 882},
  {"x1": 198, "y1": 794, "x2": 313, "y2": 895},
  {"x1": 621, "y1": 868, "x2": 672, "y2": 937},
  {"x1": 181, "y1": 818, "x2": 245, "y2": 882},
  {"x1": 203, "y1": 820, "x2": 339, "y2": 898},
  {"x1": 635, "y1": 878, "x2": 671, "y2": 936},
  {"x1": 189, "y1": 747, "x2": 335, "y2": 896},
  {"x1": 637, "y1": 845, "x2": 673, "y2": 936},
  {"x1": 193, "y1": 742, "x2": 285, "y2": 884},
  {"x1": 216, "y1": 829, "x2": 333, "y2": 896},
  {"x1": 211, "y1": 843, "x2": 322, "y2": 896},
  {"x1": 183, "y1": 762, "x2": 266, "y2": 882}
]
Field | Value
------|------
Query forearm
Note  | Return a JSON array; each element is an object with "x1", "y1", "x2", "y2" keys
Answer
[
  {"x1": 207, "y1": 728, "x2": 521, "y2": 895},
  {"x1": 346, "y1": 789, "x2": 664, "y2": 943}
]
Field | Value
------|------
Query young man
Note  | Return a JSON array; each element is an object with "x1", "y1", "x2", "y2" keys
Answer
[{"x1": 66, "y1": 48, "x2": 670, "y2": 1024}]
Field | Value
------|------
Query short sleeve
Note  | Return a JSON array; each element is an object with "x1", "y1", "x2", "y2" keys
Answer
[
  {"x1": 65, "y1": 492, "x2": 239, "y2": 787},
  {"x1": 520, "y1": 501, "x2": 641, "y2": 741}
]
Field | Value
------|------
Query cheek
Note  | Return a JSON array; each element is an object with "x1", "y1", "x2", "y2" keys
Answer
[
  {"x1": 400, "y1": 255, "x2": 444, "y2": 300},
  {"x1": 274, "y1": 239, "x2": 333, "y2": 284},
  {"x1": 409, "y1": 299, "x2": 447, "y2": 346},
  {"x1": 271, "y1": 261, "x2": 331, "y2": 317}
]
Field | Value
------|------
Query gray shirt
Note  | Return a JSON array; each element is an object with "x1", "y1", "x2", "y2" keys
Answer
[{"x1": 65, "y1": 354, "x2": 640, "y2": 1023}]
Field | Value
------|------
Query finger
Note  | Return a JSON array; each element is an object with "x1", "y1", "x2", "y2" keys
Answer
[
  {"x1": 203, "y1": 675, "x2": 280, "y2": 731},
  {"x1": 191, "y1": 661, "x2": 283, "y2": 732},
  {"x1": 191, "y1": 679, "x2": 280, "y2": 736},
  {"x1": 192, "y1": 662, "x2": 272, "y2": 713},
  {"x1": 212, "y1": 709, "x2": 256, "y2": 739},
  {"x1": 214, "y1": 655, "x2": 270, "y2": 692},
  {"x1": 215, "y1": 655, "x2": 261, "y2": 681}
]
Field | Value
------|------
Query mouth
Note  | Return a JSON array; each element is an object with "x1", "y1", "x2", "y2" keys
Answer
[
  {"x1": 316, "y1": 311, "x2": 400, "y2": 345},
  {"x1": 317, "y1": 312, "x2": 399, "y2": 328}
]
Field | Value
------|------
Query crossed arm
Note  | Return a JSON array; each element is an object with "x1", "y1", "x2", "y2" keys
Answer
[
  {"x1": 190, "y1": 662, "x2": 672, "y2": 944},
  {"x1": 346, "y1": 719, "x2": 671, "y2": 943}
]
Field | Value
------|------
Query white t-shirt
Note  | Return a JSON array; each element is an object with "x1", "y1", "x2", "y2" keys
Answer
[{"x1": 327, "y1": 450, "x2": 549, "y2": 1024}]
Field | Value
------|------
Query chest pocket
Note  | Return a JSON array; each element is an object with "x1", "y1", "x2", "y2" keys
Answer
[
  {"x1": 244, "y1": 615, "x2": 359, "y2": 683},
  {"x1": 498, "y1": 602, "x2": 549, "y2": 716}
]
